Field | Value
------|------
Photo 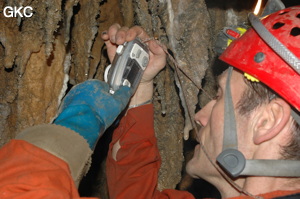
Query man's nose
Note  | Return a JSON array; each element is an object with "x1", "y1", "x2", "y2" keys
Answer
[{"x1": 194, "y1": 100, "x2": 215, "y2": 127}]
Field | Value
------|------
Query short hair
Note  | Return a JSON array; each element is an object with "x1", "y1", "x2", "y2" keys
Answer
[{"x1": 236, "y1": 78, "x2": 300, "y2": 160}]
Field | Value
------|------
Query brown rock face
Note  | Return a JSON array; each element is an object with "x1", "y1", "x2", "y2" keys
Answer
[{"x1": 1, "y1": 0, "x2": 274, "y2": 198}]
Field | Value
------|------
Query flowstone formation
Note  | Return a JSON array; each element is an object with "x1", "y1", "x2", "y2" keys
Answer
[{"x1": 0, "y1": 0, "x2": 258, "y2": 198}]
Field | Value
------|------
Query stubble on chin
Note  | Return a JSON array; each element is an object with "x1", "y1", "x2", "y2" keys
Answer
[{"x1": 185, "y1": 145, "x2": 202, "y2": 179}]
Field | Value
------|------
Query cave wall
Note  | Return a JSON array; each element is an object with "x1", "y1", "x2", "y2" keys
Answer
[{"x1": 0, "y1": 0, "x2": 266, "y2": 198}]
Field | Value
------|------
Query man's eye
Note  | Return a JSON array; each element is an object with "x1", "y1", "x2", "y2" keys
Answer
[{"x1": 213, "y1": 87, "x2": 221, "y2": 100}]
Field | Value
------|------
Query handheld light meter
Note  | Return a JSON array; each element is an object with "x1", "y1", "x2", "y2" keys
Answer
[{"x1": 104, "y1": 38, "x2": 150, "y2": 95}]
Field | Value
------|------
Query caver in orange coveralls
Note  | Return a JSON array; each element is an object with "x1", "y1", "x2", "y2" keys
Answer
[
  {"x1": 0, "y1": 104, "x2": 299, "y2": 199},
  {"x1": 1, "y1": 4, "x2": 300, "y2": 198}
]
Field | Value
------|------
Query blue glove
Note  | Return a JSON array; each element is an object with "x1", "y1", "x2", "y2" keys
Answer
[{"x1": 53, "y1": 80, "x2": 132, "y2": 149}]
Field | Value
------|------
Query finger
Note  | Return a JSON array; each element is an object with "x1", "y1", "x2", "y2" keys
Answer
[
  {"x1": 101, "y1": 30, "x2": 109, "y2": 41},
  {"x1": 126, "y1": 26, "x2": 149, "y2": 41},
  {"x1": 102, "y1": 28, "x2": 118, "y2": 62},
  {"x1": 108, "y1": 23, "x2": 121, "y2": 43},
  {"x1": 148, "y1": 40, "x2": 166, "y2": 57},
  {"x1": 113, "y1": 86, "x2": 132, "y2": 107},
  {"x1": 102, "y1": 31, "x2": 115, "y2": 49},
  {"x1": 97, "y1": 80, "x2": 110, "y2": 90},
  {"x1": 102, "y1": 36, "x2": 117, "y2": 62},
  {"x1": 115, "y1": 26, "x2": 130, "y2": 45},
  {"x1": 92, "y1": 80, "x2": 110, "y2": 93}
]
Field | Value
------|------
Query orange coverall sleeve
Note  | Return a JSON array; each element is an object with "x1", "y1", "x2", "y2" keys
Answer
[
  {"x1": 0, "y1": 139, "x2": 97, "y2": 199},
  {"x1": 106, "y1": 104, "x2": 194, "y2": 199}
]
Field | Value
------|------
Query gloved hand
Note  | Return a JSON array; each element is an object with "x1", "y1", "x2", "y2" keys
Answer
[{"x1": 53, "y1": 80, "x2": 132, "y2": 149}]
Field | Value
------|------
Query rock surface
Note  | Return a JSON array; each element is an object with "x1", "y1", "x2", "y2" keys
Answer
[{"x1": 0, "y1": 0, "x2": 264, "y2": 198}]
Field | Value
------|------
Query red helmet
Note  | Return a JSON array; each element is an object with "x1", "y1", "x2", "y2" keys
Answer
[{"x1": 220, "y1": 6, "x2": 300, "y2": 112}]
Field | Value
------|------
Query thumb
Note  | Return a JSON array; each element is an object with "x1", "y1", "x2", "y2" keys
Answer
[{"x1": 112, "y1": 86, "x2": 133, "y2": 108}]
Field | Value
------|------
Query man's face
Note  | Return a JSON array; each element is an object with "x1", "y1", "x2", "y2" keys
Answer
[{"x1": 186, "y1": 68, "x2": 251, "y2": 183}]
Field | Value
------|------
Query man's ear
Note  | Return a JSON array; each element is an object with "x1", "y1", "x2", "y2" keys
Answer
[{"x1": 253, "y1": 98, "x2": 291, "y2": 145}]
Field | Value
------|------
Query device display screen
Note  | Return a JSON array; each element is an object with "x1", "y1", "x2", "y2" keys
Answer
[{"x1": 125, "y1": 60, "x2": 141, "y2": 87}]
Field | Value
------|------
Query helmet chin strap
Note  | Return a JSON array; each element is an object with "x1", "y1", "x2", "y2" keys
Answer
[
  {"x1": 216, "y1": 67, "x2": 300, "y2": 178},
  {"x1": 216, "y1": 66, "x2": 247, "y2": 177}
]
